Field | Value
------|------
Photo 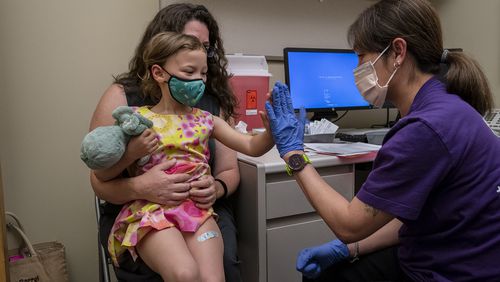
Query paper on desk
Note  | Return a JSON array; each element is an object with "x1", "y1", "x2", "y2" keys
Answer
[
  {"x1": 307, "y1": 118, "x2": 339, "y2": 135},
  {"x1": 305, "y1": 142, "x2": 381, "y2": 156}
]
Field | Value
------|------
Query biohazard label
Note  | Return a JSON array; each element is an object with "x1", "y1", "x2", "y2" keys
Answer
[{"x1": 246, "y1": 90, "x2": 257, "y2": 115}]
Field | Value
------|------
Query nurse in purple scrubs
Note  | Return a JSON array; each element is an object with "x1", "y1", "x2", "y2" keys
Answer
[{"x1": 265, "y1": 0, "x2": 500, "y2": 281}]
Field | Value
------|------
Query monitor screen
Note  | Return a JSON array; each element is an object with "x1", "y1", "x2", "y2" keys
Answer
[{"x1": 284, "y1": 48, "x2": 370, "y2": 112}]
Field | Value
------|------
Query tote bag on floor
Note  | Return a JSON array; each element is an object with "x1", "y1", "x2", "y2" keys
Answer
[{"x1": 6, "y1": 212, "x2": 69, "y2": 282}]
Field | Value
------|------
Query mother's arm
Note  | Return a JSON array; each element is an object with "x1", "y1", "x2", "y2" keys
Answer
[
  {"x1": 213, "y1": 139, "x2": 240, "y2": 198},
  {"x1": 89, "y1": 84, "x2": 191, "y2": 206}
]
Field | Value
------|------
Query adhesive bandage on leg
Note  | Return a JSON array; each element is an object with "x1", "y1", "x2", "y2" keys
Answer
[{"x1": 197, "y1": 231, "x2": 219, "y2": 242}]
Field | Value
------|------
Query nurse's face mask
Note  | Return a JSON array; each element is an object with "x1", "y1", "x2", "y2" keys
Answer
[
  {"x1": 353, "y1": 44, "x2": 398, "y2": 108},
  {"x1": 161, "y1": 67, "x2": 205, "y2": 107}
]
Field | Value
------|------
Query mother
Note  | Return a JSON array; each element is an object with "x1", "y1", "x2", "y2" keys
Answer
[{"x1": 89, "y1": 3, "x2": 241, "y2": 281}]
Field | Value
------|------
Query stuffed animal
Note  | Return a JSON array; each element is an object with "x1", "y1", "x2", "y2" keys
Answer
[{"x1": 80, "y1": 106, "x2": 153, "y2": 170}]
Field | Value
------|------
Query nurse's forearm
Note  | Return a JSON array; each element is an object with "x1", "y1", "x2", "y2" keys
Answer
[
  {"x1": 294, "y1": 165, "x2": 354, "y2": 239},
  {"x1": 293, "y1": 163, "x2": 392, "y2": 243},
  {"x1": 347, "y1": 218, "x2": 402, "y2": 257}
]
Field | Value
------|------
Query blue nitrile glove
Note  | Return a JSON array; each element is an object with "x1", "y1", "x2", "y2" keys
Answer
[
  {"x1": 296, "y1": 239, "x2": 350, "y2": 279},
  {"x1": 265, "y1": 81, "x2": 306, "y2": 157}
]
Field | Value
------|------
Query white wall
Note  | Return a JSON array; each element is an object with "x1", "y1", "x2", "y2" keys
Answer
[
  {"x1": 435, "y1": 0, "x2": 500, "y2": 107},
  {"x1": 0, "y1": 0, "x2": 498, "y2": 281},
  {"x1": 163, "y1": 0, "x2": 374, "y2": 56}
]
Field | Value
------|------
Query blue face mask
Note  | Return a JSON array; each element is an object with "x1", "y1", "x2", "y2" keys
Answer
[{"x1": 162, "y1": 68, "x2": 205, "y2": 107}]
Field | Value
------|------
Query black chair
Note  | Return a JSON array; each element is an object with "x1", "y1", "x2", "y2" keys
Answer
[{"x1": 95, "y1": 196, "x2": 112, "y2": 282}]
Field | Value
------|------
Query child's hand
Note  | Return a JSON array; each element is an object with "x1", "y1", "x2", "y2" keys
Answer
[
  {"x1": 260, "y1": 91, "x2": 273, "y2": 132},
  {"x1": 126, "y1": 129, "x2": 159, "y2": 161},
  {"x1": 259, "y1": 110, "x2": 271, "y2": 132}
]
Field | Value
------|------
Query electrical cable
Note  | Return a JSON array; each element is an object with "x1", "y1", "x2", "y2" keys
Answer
[
  {"x1": 371, "y1": 107, "x2": 391, "y2": 128},
  {"x1": 332, "y1": 110, "x2": 348, "y2": 123}
]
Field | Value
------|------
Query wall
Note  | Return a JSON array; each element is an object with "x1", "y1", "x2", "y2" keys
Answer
[
  {"x1": 0, "y1": 0, "x2": 498, "y2": 281},
  {"x1": 0, "y1": 1, "x2": 157, "y2": 281},
  {"x1": 162, "y1": 0, "x2": 374, "y2": 56},
  {"x1": 435, "y1": 0, "x2": 500, "y2": 107}
]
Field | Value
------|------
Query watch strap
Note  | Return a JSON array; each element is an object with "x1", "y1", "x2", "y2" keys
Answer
[{"x1": 285, "y1": 154, "x2": 311, "y2": 176}]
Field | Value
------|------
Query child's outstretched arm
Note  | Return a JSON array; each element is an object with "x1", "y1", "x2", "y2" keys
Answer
[
  {"x1": 94, "y1": 129, "x2": 159, "y2": 181},
  {"x1": 212, "y1": 112, "x2": 274, "y2": 157}
]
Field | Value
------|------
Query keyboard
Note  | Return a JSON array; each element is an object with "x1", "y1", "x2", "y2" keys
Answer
[
  {"x1": 335, "y1": 128, "x2": 390, "y2": 144},
  {"x1": 335, "y1": 132, "x2": 368, "y2": 143},
  {"x1": 484, "y1": 109, "x2": 500, "y2": 137}
]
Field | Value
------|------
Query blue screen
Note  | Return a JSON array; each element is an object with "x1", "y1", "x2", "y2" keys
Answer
[{"x1": 285, "y1": 49, "x2": 370, "y2": 110}]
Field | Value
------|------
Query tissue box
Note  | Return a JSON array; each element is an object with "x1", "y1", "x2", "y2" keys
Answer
[{"x1": 304, "y1": 134, "x2": 335, "y2": 143}]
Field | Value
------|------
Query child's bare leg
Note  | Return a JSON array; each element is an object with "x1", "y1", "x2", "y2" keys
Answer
[
  {"x1": 137, "y1": 227, "x2": 200, "y2": 282},
  {"x1": 184, "y1": 218, "x2": 225, "y2": 282}
]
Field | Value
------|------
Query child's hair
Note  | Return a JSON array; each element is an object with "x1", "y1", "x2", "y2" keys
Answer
[{"x1": 141, "y1": 32, "x2": 205, "y2": 102}]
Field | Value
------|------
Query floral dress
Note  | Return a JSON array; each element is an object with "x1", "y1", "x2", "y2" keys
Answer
[{"x1": 108, "y1": 106, "x2": 215, "y2": 267}]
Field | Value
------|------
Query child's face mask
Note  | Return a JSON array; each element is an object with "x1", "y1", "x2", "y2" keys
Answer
[
  {"x1": 353, "y1": 44, "x2": 398, "y2": 108},
  {"x1": 162, "y1": 67, "x2": 205, "y2": 107}
]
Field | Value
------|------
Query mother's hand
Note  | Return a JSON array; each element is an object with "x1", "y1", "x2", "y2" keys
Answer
[
  {"x1": 189, "y1": 175, "x2": 216, "y2": 209},
  {"x1": 138, "y1": 159, "x2": 191, "y2": 206},
  {"x1": 265, "y1": 81, "x2": 306, "y2": 157}
]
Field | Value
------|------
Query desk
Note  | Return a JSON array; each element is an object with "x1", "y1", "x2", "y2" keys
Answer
[{"x1": 235, "y1": 148, "x2": 376, "y2": 282}]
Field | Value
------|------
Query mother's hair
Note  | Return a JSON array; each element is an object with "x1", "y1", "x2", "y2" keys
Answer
[{"x1": 115, "y1": 3, "x2": 238, "y2": 121}]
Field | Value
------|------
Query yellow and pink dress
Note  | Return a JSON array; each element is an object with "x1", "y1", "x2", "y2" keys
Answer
[{"x1": 108, "y1": 106, "x2": 215, "y2": 267}]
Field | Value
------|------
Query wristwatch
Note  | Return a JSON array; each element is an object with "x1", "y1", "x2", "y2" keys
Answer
[{"x1": 285, "y1": 153, "x2": 311, "y2": 176}]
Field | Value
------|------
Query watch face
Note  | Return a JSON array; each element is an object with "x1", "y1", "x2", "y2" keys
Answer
[{"x1": 289, "y1": 154, "x2": 305, "y2": 170}]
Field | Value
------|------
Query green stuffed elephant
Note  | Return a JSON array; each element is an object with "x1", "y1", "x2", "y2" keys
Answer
[{"x1": 80, "y1": 106, "x2": 153, "y2": 170}]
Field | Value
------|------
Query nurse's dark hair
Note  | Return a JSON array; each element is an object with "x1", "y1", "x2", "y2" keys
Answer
[
  {"x1": 114, "y1": 3, "x2": 237, "y2": 121},
  {"x1": 347, "y1": 0, "x2": 493, "y2": 115}
]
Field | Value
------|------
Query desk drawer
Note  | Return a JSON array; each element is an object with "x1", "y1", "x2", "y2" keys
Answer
[
  {"x1": 267, "y1": 216, "x2": 334, "y2": 282},
  {"x1": 266, "y1": 171, "x2": 353, "y2": 219}
]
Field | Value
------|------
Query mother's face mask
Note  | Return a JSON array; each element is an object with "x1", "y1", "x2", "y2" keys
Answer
[{"x1": 353, "y1": 44, "x2": 398, "y2": 108}]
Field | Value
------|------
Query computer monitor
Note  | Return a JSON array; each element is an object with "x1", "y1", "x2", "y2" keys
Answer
[{"x1": 284, "y1": 47, "x2": 370, "y2": 120}]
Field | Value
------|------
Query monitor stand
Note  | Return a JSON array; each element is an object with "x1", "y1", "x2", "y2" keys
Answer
[{"x1": 311, "y1": 110, "x2": 338, "y2": 121}]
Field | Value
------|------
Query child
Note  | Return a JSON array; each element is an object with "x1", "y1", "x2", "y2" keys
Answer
[{"x1": 95, "y1": 32, "x2": 274, "y2": 282}]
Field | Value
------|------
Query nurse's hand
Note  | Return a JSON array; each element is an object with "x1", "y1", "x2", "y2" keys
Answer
[
  {"x1": 265, "y1": 81, "x2": 306, "y2": 157},
  {"x1": 296, "y1": 239, "x2": 350, "y2": 279}
]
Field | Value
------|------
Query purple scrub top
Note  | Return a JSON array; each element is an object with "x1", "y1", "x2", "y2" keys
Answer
[{"x1": 357, "y1": 77, "x2": 500, "y2": 281}]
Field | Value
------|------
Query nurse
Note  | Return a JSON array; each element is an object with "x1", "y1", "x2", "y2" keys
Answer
[{"x1": 265, "y1": 0, "x2": 500, "y2": 281}]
